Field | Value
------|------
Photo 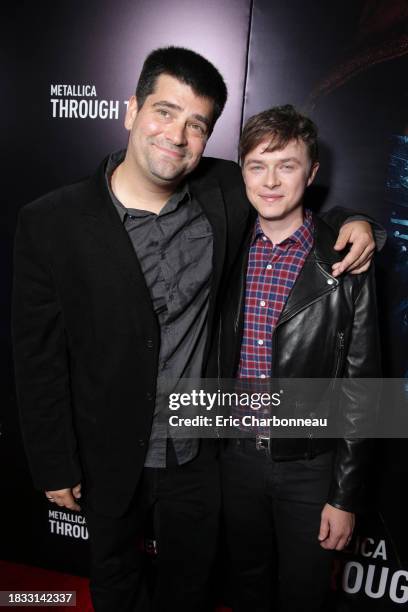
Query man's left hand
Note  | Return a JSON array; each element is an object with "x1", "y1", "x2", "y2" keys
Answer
[
  {"x1": 332, "y1": 221, "x2": 375, "y2": 277},
  {"x1": 318, "y1": 503, "x2": 355, "y2": 550}
]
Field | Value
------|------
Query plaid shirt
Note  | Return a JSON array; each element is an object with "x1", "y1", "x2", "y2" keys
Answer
[{"x1": 237, "y1": 209, "x2": 314, "y2": 379}]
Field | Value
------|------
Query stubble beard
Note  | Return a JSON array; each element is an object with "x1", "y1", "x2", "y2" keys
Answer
[{"x1": 148, "y1": 157, "x2": 188, "y2": 183}]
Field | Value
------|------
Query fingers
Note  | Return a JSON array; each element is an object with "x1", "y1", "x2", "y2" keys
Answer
[
  {"x1": 45, "y1": 485, "x2": 81, "y2": 511},
  {"x1": 347, "y1": 244, "x2": 374, "y2": 274},
  {"x1": 318, "y1": 515, "x2": 330, "y2": 544},
  {"x1": 333, "y1": 235, "x2": 349, "y2": 252},
  {"x1": 335, "y1": 531, "x2": 353, "y2": 551},
  {"x1": 72, "y1": 483, "x2": 82, "y2": 500},
  {"x1": 322, "y1": 526, "x2": 354, "y2": 551},
  {"x1": 333, "y1": 226, "x2": 351, "y2": 252},
  {"x1": 332, "y1": 220, "x2": 375, "y2": 277},
  {"x1": 332, "y1": 243, "x2": 374, "y2": 277},
  {"x1": 319, "y1": 505, "x2": 355, "y2": 550}
]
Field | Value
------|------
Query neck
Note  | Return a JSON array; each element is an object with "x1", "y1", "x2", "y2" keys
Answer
[
  {"x1": 111, "y1": 154, "x2": 179, "y2": 215},
  {"x1": 259, "y1": 208, "x2": 305, "y2": 244}
]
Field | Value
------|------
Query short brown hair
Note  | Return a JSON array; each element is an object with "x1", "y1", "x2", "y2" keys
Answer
[{"x1": 240, "y1": 105, "x2": 318, "y2": 164}]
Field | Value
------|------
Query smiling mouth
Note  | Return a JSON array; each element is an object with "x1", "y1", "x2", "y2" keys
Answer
[
  {"x1": 153, "y1": 143, "x2": 185, "y2": 159},
  {"x1": 259, "y1": 194, "x2": 284, "y2": 201}
]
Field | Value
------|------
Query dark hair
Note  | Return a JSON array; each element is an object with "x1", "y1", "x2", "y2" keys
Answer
[
  {"x1": 135, "y1": 47, "x2": 227, "y2": 128},
  {"x1": 240, "y1": 105, "x2": 318, "y2": 164}
]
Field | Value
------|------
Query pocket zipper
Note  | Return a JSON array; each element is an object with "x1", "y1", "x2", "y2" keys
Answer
[{"x1": 334, "y1": 331, "x2": 345, "y2": 378}]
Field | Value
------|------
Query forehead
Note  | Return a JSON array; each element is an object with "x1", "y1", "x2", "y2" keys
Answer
[
  {"x1": 245, "y1": 137, "x2": 309, "y2": 163},
  {"x1": 145, "y1": 73, "x2": 215, "y2": 115}
]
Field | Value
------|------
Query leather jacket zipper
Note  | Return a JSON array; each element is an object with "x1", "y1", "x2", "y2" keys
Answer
[{"x1": 333, "y1": 330, "x2": 345, "y2": 378}]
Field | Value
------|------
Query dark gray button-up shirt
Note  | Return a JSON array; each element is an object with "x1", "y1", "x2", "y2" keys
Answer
[{"x1": 106, "y1": 150, "x2": 213, "y2": 467}]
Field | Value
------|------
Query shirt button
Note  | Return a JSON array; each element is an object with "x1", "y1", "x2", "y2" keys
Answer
[
  {"x1": 327, "y1": 278, "x2": 335, "y2": 285},
  {"x1": 146, "y1": 339, "x2": 154, "y2": 348},
  {"x1": 257, "y1": 339, "x2": 264, "y2": 346},
  {"x1": 138, "y1": 439, "x2": 146, "y2": 447},
  {"x1": 266, "y1": 264, "x2": 272, "y2": 270},
  {"x1": 260, "y1": 374, "x2": 266, "y2": 379},
  {"x1": 262, "y1": 236, "x2": 268, "y2": 241},
  {"x1": 260, "y1": 300, "x2": 266, "y2": 307},
  {"x1": 146, "y1": 392, "x2": 154, "y2": 401}
]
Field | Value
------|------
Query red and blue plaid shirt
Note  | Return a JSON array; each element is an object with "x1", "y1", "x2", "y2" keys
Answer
[{"x1": 237, "y1": 209, "x2": 314, "y2": 379}]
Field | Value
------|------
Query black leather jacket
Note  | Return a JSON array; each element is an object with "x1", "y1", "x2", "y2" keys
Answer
[{"x1": 216, "y1": 214, "x2": 381, "y2": 512}]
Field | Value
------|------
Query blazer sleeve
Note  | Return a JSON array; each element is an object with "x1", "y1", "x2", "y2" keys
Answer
[
  {"x1": 12, "y1": 204, "x2": 82, "y2": 491},
  {"x1": 328, "y1": 266, "x2": 381, "y2": 512}
]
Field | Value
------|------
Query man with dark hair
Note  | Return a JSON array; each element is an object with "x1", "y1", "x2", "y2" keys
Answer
[
  {"x1": 218, "y1": 105, "x2": 381, "y2": 612},
  {"x1": 135, "y1": 46, "x2": 227, "y2": 126},
  {"x1": 12, "y1": 47, "x2": 379, "y2": 612}
]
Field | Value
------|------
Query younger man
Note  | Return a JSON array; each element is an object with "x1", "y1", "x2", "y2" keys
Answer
[{"x1": 218, "y1": 105, "x2": 380, "y2": 612}]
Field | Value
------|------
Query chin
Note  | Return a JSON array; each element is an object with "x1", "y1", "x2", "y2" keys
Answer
[
  {"x1": 151, "y1": 171, "x2": 181, "y2": 184},
  {"x1": 150, "y1": 163, "x2": 185, "y2": 182},
  {"x1": 258, "y1": 207, "x2": 287, "y2": 221}
]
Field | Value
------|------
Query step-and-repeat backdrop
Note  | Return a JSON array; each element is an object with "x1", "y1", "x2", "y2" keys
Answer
[{"x1": 3, "y1": 0, "x2": 408, "y2": 608}]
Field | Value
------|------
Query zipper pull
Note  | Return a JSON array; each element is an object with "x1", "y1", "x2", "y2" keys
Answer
[{"x1": 337, "y1": 331, "x2": 345, "y2": 349}]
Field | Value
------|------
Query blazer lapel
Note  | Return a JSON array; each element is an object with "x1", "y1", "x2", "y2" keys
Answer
[{"x1": 81, "y1": 160, "x2": 154, "y2": 309}]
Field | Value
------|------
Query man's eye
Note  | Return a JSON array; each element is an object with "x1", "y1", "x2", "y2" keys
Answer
[
  {"x1": 189, "y1": 123, "x2": 205, "y2": 135},
  {"x1": 250, "y1": 165, "x2": 263, "y2": 172},
  {"x1": 157, "y1": 109, "x2": 170, "y2": 117},
  {"x1": 282, "y1": 165, "x2": 294, "y2": 171}
]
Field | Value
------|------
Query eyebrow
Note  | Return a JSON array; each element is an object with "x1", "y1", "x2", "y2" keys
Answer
[
  {"x1": 245, "y1": 156, "x2": 301, "y2": 165},
  {"x1": 152, "y1": 101, "x2": 210, "y2": 128}
]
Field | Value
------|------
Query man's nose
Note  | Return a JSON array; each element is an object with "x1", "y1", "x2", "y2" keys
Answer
[
  {"x1": 265, "y1": 168, "x2": 280, "y2": 188},
  {"x1": 165, "y1": 121, "x2": 188, "y2": 146}
]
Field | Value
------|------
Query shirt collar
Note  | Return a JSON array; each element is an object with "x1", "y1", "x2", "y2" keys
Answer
[
  {"x1": 105, "y1": 149, "x2": 190, "y2": 223},
  {"x1": 252, "y1": 209, "x2": 314, "y2": 253}
]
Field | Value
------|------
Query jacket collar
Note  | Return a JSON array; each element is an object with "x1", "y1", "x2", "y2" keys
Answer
[{"x1": 277, "y1": 213, "x2": 343, "y2": 325}]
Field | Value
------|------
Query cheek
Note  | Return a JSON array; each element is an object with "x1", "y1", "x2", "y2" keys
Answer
[
  {"x1": 286, "y1": 176, "x2": 304, "y2": 195},
  {"x1": 138, "y1": 118, "x2": 162, "y2": 138},
  {"x1": 245, "y1": 177, "x2": 260, "y2": 195},
  {"x1": 189, "y1": 140, "x2": 206, "y2": 159},
  {"x1": 243, "y1": 172, "x2": 254, "y2": 190}
]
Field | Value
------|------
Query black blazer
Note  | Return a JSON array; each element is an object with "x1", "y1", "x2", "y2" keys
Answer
[{"x1": 12, "y1": 156, "x2": 249, "y2": 517}]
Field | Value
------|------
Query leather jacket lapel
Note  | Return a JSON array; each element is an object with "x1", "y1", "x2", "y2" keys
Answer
[{"x1": 277, "y1": 215, "x2": 344, "y2": 326}]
